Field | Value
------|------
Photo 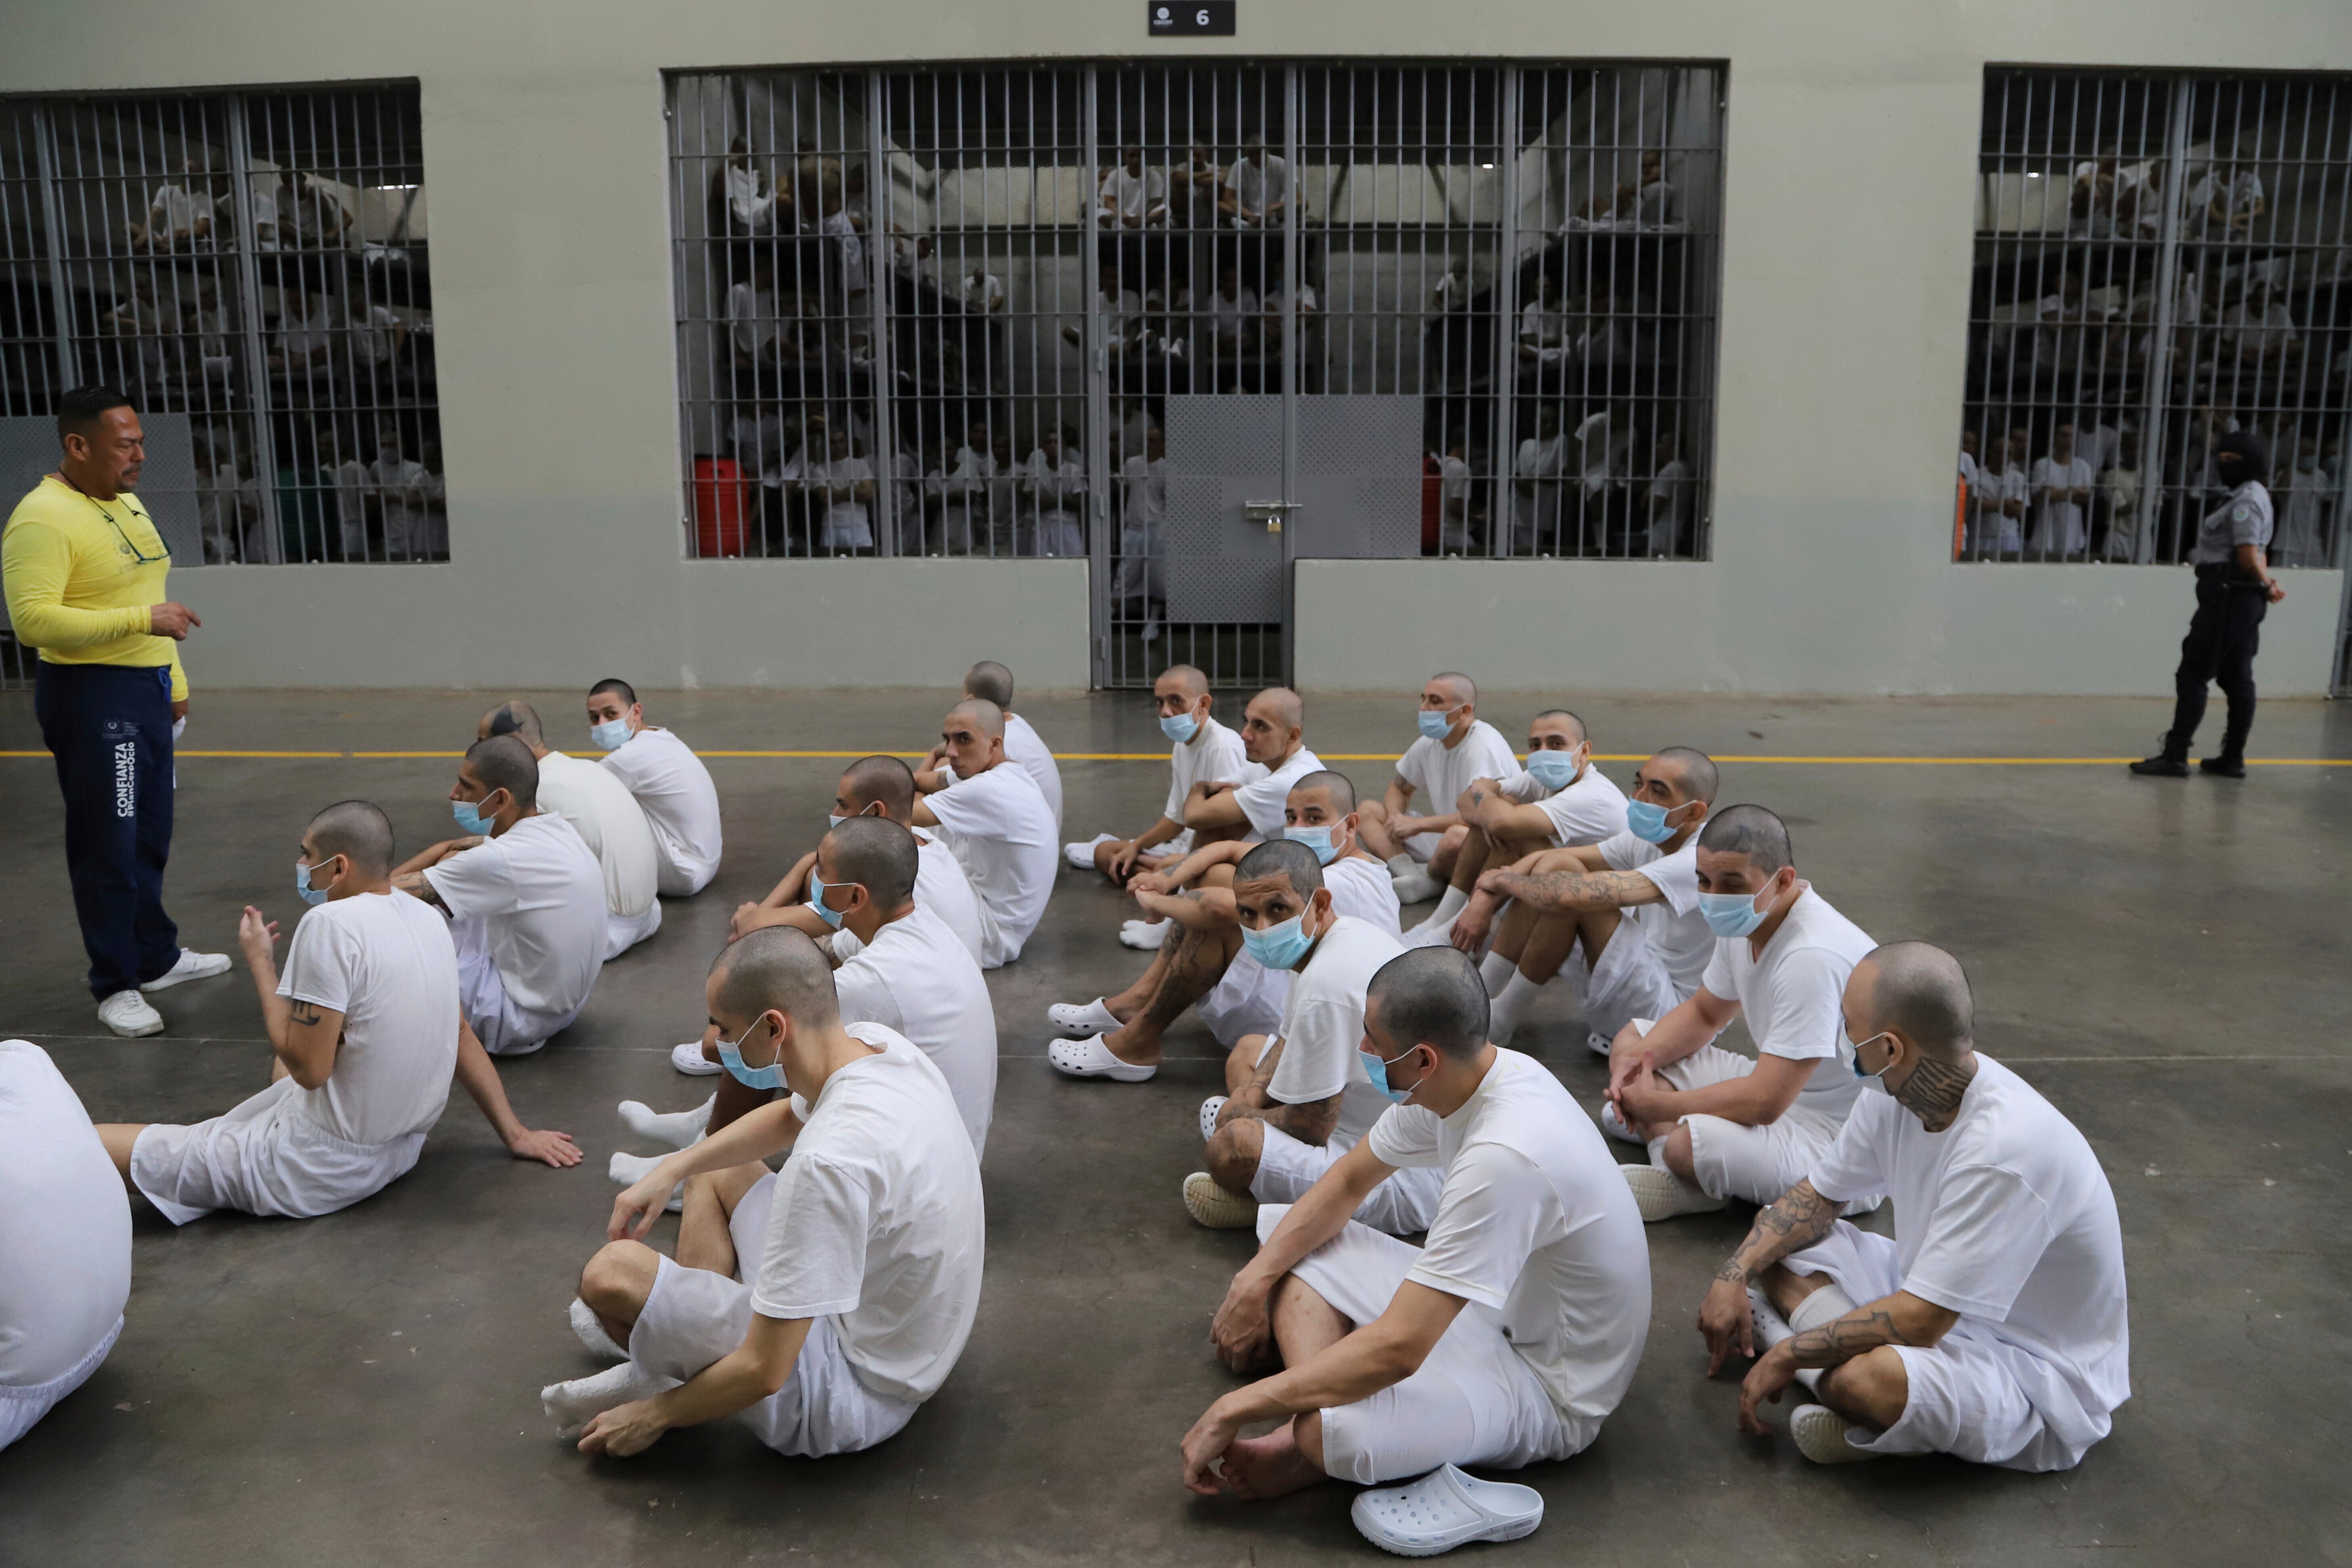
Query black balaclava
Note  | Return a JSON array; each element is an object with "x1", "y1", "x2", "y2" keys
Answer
[{"x1": 2214, "y1": 429, "x2": 2268, "y2": 486}]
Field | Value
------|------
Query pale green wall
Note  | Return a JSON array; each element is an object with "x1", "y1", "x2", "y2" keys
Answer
[{"x1": 6, "y1": 2, "x2": 2349, "y2": 692}]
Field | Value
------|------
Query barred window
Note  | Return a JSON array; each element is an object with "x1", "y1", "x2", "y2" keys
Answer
[
  {"x1": 1961, "y1": 71, "x2": 2352, "y2": 572},
  {"x1": 1, "y1": 84, "x2": 442, "y2": 569},
  {"x1": 669, "y1": 64, "x2": 1724, "y2": 687}
]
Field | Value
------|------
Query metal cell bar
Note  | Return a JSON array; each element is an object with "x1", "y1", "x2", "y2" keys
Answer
[
  {"x1": 30, "y1": 106, "x2": 77, "y2": 391},
  {"x1": 2135, "y1": 75, "x2": 2194, "y2": 564}
]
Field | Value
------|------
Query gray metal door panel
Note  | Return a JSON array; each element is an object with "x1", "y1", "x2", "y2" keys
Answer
[
  {"x1": 1162, "y1": 394, "x2": 1286, "y2": 624},
  {"x1": 1293, "y1": 395, "x2": 1423, "y2": 560}
]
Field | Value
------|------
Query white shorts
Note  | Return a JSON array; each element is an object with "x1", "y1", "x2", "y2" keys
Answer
[
  {"x1": 1259, "y1": 1206, "x2": 1581, "y2": 1484},
  {"x1": 129, "y1": 1076, "x2": 425, "y2": 1225},
  {"x1": 1249, "y1": 1123, "x2": 1445, "y2": 1237},
  {"x1": 1652, "y1": 1042, "x2": 1847, "y2": 1207},
  {"x1": 1784, "y1": 1223, "x2": 2110, "y2": 1472},
  {"x1": 0, "y1": 1315, "x2": 121, "y2": 1453},
  {"x1": 972, "y1": 899, "x2": 1013, "y2": 970},
  {"x1": 1402, "y1": 829, "x2": 1443, "y2": 864},
  {"x1": 604, "y1": 900, "x2": 662, "y2": 961},
  {"x1": 1559, "y1": 917, "x2": 1689, "y2": 1049},
  {"x1": 1198, "y1": 950, "x2": 1289, "y2": 1048},
  {"x1": 454, "y1": 915, "x2": 578, "y2": 1056},
  {"x1": 626, "y1": 1172, "x2": 922, "y2": 1458}
]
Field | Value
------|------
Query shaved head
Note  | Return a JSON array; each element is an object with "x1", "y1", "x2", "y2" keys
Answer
[
  {"x1": 824, "y1": 816, "x2": 921, "y2": 909},
  {"x1": 589, "y1": 678, "x2": 637, "y2": 708},
  {"x1": 1236, "y1": 836, "x2": 1324, "y2": 896},
  {"x1": 1429, "y1": 671, "x2": 1476, "y2": 706},
  {"x1": 1366, "y1": 947, "x2": 1490, "y2": 1061},
  {"x1": 465, "y1": 735, "x2": 538, "y2": 811},
  {"x1": 306, "y1": 799, "x2": 394, "y2": 876},
  {"x1": 1533, "y1": 708, "x2": 1588, "y2": 746},
  {"x1": 480, "y1": 699, "x2": 546, "y2": 752},
  {"x1": 1698, "y1": 804, "x2": 1791, "y2": 875},
  {"x1": 964, "y1": 661, "x2": 1015, "y2": 709},
  {"x1": 710, "y1": 925, "x2": 840, "y2": 1030},
  {"x1": 1653, "y1": 746, "x2": 1719, "y2": 805},
  {"x1": 840, "y1": 754, "x2": 916, "y2": 819},
  {"x1": 1290, "y1": 768, "x2": 1356, "y2": 814},
  {"x1": 1158, "y1": 663, "x2": 1209, "y2": 699},
  {"x1": 947, "y1": 697, "x2": 1005, "y2": 738},
  {"x1": 1857, "y1": 942, "x2": 1975, "y2": 1062},
  {"x1": 1250, "y1": 686, "x2": 1304, "y2": 733}
]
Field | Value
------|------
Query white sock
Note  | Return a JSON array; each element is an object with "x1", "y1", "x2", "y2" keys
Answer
[
  {"x1": 540, "y1": 1361, "x2": 679, "y2": 1436},
  {"x1": 1386, "y1": 853, "x2": 1418, "y2": 878},
  {"x1": 568, "y1": 1297, "x2": 628, "y2": 1361},
  {"x1": 1487, "y1": 971, "x2": 1544, "y2": 1042},
  {"x1": 1429, "y1": 886, "x2": 1469, "y2": 925},
  {"x1": 1478, "y1": 950, "x2": 1517, "y2": 996},
  {"x1": 617, "y1": 1094, "x2": 713, "y2": 1150},
  {"x1": 1788, "y1": 1282, "x2": 1858, "y2": 1335},
  {"x1": 608, "y1": 1149, "x2": 665, "y2": 1185}
]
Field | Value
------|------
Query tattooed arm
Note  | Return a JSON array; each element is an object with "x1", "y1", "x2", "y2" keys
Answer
[
  {"x1": 1696, "y1": 1179, "x2": 1842, "y2": 1373},
  {"x1": 1483, "y1": 863, "x2": 1667, "y2": 916},
  {"x1": 1218, "y1": 1036, "x2": 1345, "y2": 1146},
  {"x1": 236, "y1": 902, "x2": 345, "y2": 1087},
  {"x1": 1736, "y1": 1291, "x2": 1960, "y2": 1437}
]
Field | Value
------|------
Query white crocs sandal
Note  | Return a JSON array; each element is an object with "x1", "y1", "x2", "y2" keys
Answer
[
  {"x1": 1621, "y1": 1163, "x2": 1727, "y2": 1221},
  {"x1": 1118, "y1": 919, "x2": 1171, "y2": 951},
  {"x1": 1065, "y1": 833, "x2": 1118, "y2": 869},
  {"x1": 1046, "y1": 1034, "x2": 1158, "y2": 1082},
  {"x1": 669, "y1": 1040, "x2": 722, "y2": 1076},
  {"x1": 1789, "y1": 1404, "x2": 1881, "y2": 1464},
  {"x1": 1047, "y1": 998, "x2": 1123, "y2": 1033},
  {"x1": 1351, "y1": 1463, "x2": 1544, "y2": 1557},
  {"x1": 1199, "y1": 1095, "x2": 1227, "y2": 1143}
]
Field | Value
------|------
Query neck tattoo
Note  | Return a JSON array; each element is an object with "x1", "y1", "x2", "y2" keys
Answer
[{"x1": 1894, "y1": 1052, "x2": 1976, "y2": 1133}]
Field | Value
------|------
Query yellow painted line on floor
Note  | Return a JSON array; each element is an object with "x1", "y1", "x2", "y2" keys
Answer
[{"x1": 1, "y1": 749, "x2": 2347, "y2": 766}]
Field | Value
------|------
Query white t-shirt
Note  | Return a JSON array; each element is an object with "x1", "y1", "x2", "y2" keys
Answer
[
  {"x1": 751, "y1": 1024, "x2": 985, "y2": 1404},
  {"x1": 534, "y1": 751, "x2": 660, "y2": 919},
  {"x1": 1164, "y1": 715, "x2": 1250, "y2": 833},
  {"x1": 925, "y1": 762, "x2": 1059, "y2": 965},
  {"x1": 1100, "y1": 164, "x2": 1167, "y2": 223},
  {"x1": 423, "y1": 813, "x2": 606, "y2": 1022},
  {"x1": 1395, "y1": 720, "x2": 1520, "y2": 852},
  {"x1": 275, "y1": 892, "x2": 462, "y2": 1147},
  {"x1": 2029, "y1": 455, "x2": 2095, "y2": 555},
  {"x1": 1366, "y1": 1048, "x2": 1651, "y2": 1429},
  {"x1": 1209, "y1": 285, "x2": 1260, "y2": 340},
  {"x1": 831, "y1": 907, "x2": 998, "y2": 1160},
  {"x1": 817, "y1": 456, "x2": 875, "y2": 549},
  {"x1": 1975, "y1": 464, "x2": 2028, "y2": 553},
  {"x1": 1266, "y1": 915, "x2": 1408, "y2": 1147},
  {"x1": 1223, "y1": 155, "x2": 1292, "y2": 220},
  {"x1": 1594, "y1": 832, "x2": 1711, "y2": 994},
  {"x1": 1698, "y1": 886, "x2": 1875, "y2": 1117},
  {"x1": 1325, "y1": 852, "x2": 1404, "y2": 938},
  {"x1": 601, "y1": 727, "x2": 724, "y2": 896},
  {"x1": 1809, "y1": 1055, "x2": 2130, "y2": 1446},
  {"x1": 1226, "y1": 745, "x2": 1326, "y2": 840},
  {"x1": 1002, "y1": 713, "x2": 1063, "y2": 832},
  {"x1": 911, "y1": 828, "x2": 986, "y2": 965},
  {"x1": 0, "y1": 1040, "x2": 132, "y2": 1386},
  {"x1": 1497, "y1": 762, "x2": 1629, "y2": 847}
]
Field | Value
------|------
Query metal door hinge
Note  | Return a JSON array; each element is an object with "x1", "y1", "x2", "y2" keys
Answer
[{"x1": 1244, "y1": 500, "x2": 1299, "y2": 532}]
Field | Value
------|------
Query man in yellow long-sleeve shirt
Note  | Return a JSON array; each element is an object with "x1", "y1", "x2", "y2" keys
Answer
[{"x1": 3, "y1": 387, "x2": 229, "y2": 1037}]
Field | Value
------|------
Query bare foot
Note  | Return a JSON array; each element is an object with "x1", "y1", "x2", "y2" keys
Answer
[
  {"x1": 1104, "y1": 1027, "x2": 1163, "y2": 1068},
  {"x1": 1219, "y1": 1427, "x2": 1325, "y2": 1500}
]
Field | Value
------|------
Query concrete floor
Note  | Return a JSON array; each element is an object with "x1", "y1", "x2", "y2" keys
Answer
[{"x1": 0, "y1": 686, "x2": 2347, "y2": 1567}]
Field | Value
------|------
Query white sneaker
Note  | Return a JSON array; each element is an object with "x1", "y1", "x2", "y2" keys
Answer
[
  {"x1": 1621, "y1": 1162, "x2": 1727, "y2": 1221},
  {"x1": 1064, "y1": 833, "x2": 1118, "y2": 869},
  {"x1": 1180, "y1": 1172, "x2": 1257, "y2": 1229},
  {"x1": 1118, "y1": 919, "x2": 1171, "y2": 951},
  {"x1": 1351, "y1": 1463, "x2": 1545, "y2": 1556},
  {"x1": 1199, "y1": 1095, "x2": 1227, "y2": 1143},
  {"x1": 669, "y1": 1041, "x2": 722, "y2": 1076},
  {"x1": 140, "y1": 948, "x2": 231, "y2": 992},
  {"x1": 98, "y1": 989, "x2": 164, "y2": 1038},
  {"x1": 1789, "y1": 1404, "x2": 1881, "y2": 1464}
]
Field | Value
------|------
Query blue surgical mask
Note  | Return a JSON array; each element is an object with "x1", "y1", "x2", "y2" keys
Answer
[
  {"x1": 1240, "y1": 911, "x2": 1315, "y2": 970},
  {"x1": 590, "y1": 718, "x2": 633, "y2": 750},
  {"x1": 1849, "y1": 1030, "x2": 1895, "y2": 1093},
  {"x1": 1416, "y1": 707, "x2": 1457, "y2": 741},
  {"x1": 1525, "y1": 748, "x2": 1583, "y2": 792},
  {"x1": 1699, "y1": 886, "x2": 1772, "y2": 939},
  {"x1": 827, "y1": 814, "x2": 846, "y2": 828},
  {"x1": 806, "y1": 870, "x2": 851, "y2": 930},
  {"x1": 1625, "y1": 796, "x2": 1690, "y2": 844},
  {"x1": 451, "y1": 792, "x2": 501, "y2": 837},
  {"x1": 718, "y1": 1016, "x2": 786, "y2": 1091},
  {"x1": 1160, "y1": 710, "x2": 1200, "y2": 743},
  {"x1": 1362, "y1": 1044, "x2": 1421, "y2": 1104},
  {"x1": 1284, "y1": 824, "x2": 1339, "y2": 865},
  {"x1": 295, "y1": 857, "x2": 334, "y2": 906}
]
